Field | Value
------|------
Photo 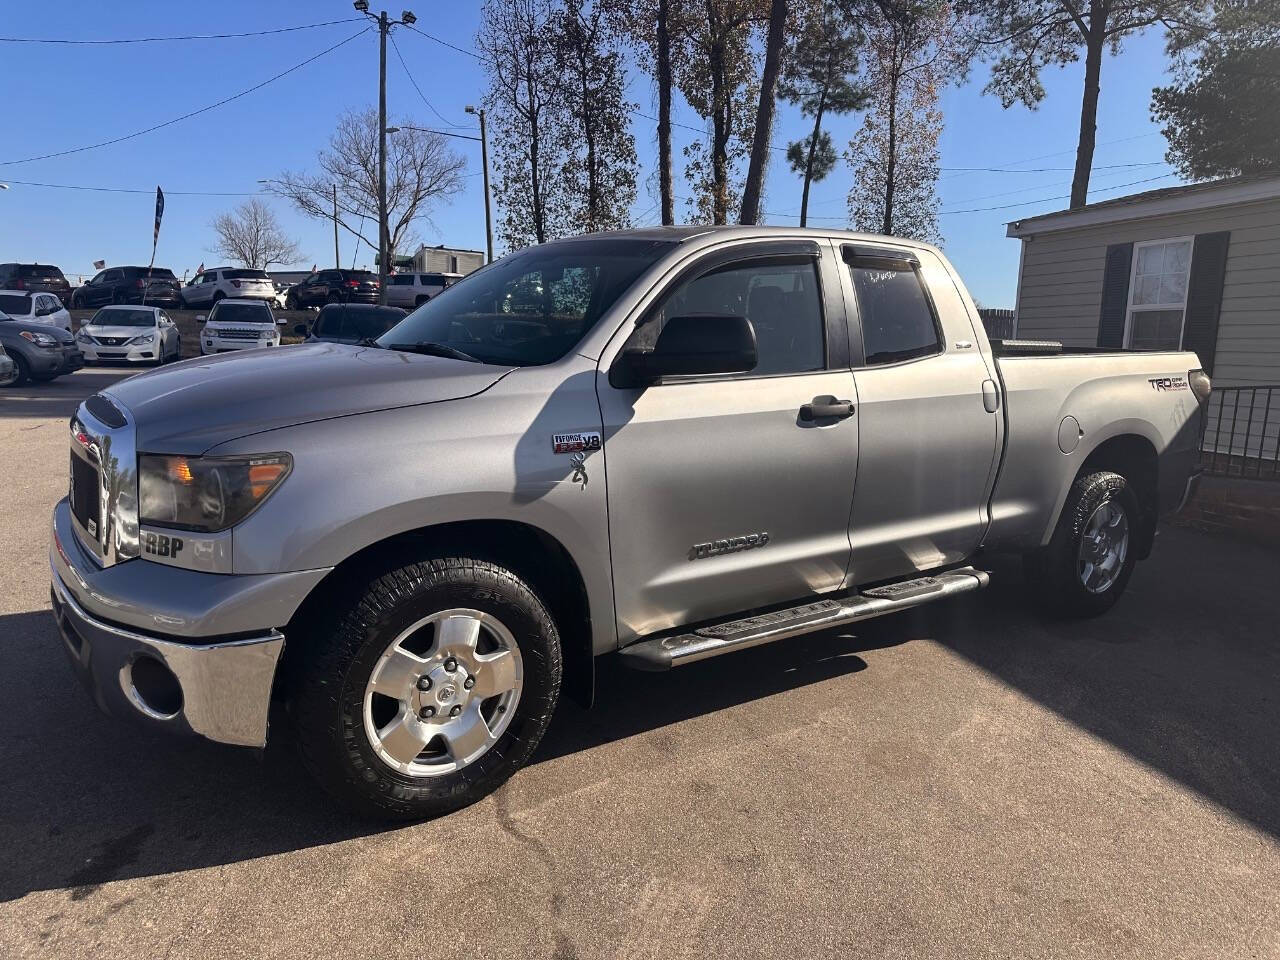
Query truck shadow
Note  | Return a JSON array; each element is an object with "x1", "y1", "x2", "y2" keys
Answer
[{"x1": 2, "y1": 525, "x2": 1274, "y2": 902}]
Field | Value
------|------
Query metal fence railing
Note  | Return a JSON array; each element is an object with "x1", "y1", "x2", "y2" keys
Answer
[{"x1": 1200, "y1": 385, "x2": 1280, "y2": 480}]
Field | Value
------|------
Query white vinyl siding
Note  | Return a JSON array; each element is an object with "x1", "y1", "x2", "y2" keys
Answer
[{"x1": 1013, "y1": 196, "x2": 1280, "y2": 386}]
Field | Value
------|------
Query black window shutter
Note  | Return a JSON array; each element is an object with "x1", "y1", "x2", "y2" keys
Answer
[
  {"x1": 1097, "y1": 243, "x2": 1133, "y2": 348},
  {"x1": 1182, "y1": 231, "x2": 1231, "y2": 375}
]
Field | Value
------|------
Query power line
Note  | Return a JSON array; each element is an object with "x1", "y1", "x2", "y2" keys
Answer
[
  {"x1": 939, "y1": 133, "x2": 1163, "y2": 180},
  {"x1": 938, "y1": 173, "x2": 1180, "y2": 214},
  {"x1": 389, "y1": 32, "x2": 464, "y2": 128},
  {"x1": 0, "y1": 178, "x2": 261, "y2": 196},
  {"x1": 940, "y1": 161, "x2": 1165, "y2": 173},
  {"x1": 405, "y1": 23, "x2": 481, "y2": 61},
  {"x1": 0, "y1": 27, "x2": 369, "y2": 166},
  {"x1": 940, "y1": 163, "x2": 1171, "y2": 206},
  {"x1": 0, "y1": 19, "x2": 362, "y2": 45}
]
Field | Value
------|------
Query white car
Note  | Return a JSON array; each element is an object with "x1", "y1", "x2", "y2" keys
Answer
[
  {"x1": 0, "y1": 290, "x2": 72, "y2": 332},
  {"x1": 180, "y1": 267, "x2": 278, "y2": 308},
  {"x1": 199, "y1": 298, "x2": 281, "y2": 355},
  {"x1": 384, "y1": 271, "x2": 461, "y2": 309},
  {"x1": 272, "y1": 280, "x2": 293, "y2": 311},
  {"x1": 76, "y1": 305, "x2": 181, "y2": 365}
]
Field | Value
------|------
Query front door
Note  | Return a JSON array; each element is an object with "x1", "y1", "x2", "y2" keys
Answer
[
  {"x1": 598, "y1": 240, "x2": 859, "y2": 642},
  {"x1": 839, "y1": 244, "x2": 999, "y2": 584}
]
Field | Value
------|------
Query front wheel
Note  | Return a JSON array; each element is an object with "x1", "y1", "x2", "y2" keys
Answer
[
  {"x1": 1026, "y1": 470, "x2": 1139, "y2": 618},
  {"x1": 289, "y1": 555, "x2": 563, "y2": 820}
]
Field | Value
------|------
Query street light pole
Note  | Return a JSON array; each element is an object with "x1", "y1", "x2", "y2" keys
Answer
[{"x1": 466, "y1": 105, "x2": 493, "y2": 264}]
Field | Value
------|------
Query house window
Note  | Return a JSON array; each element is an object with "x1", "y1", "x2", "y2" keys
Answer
[{"x1": 1125, "y1": 237, "x2": 1192, "y2": 350}]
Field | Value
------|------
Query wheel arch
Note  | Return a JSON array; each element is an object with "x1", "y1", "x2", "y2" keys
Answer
[
  {"x1": 1077, "y1": 433, "x2": 1160, "y2": 559},
  {"x1": 282, "y1": 518, "x2": 595, "y2": 708}
]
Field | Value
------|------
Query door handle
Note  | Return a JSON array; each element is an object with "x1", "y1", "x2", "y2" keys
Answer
[
  {"x1": 981, "y1": 379, "x2": 1000, "y2": 413},
  {"x1": 799, "y1": 397, "x2": 855, "y2": 422}
]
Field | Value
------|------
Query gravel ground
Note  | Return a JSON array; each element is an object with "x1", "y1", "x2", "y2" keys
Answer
[{"x1": 1, "y1": 368, "x2": 1277, "y2": 959}]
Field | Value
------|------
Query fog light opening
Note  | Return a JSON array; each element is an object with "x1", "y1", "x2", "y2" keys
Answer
[{"x1": 125, "y1": 655, "x2": 184, "y2": 719}]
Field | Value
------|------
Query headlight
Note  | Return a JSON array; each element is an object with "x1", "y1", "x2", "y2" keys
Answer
[
  {"x1": 129, "y1": 333, "x2": 155, "y2": 345},
  {"x1": 20, "y1": 330, "x2": 59, "y2": 348},
  {"x1": 138, "y1": 453, "x2": 292, "y2": 533},
  {"x1": 260, "y1": 329, "x2": 275, "y2": 339}
]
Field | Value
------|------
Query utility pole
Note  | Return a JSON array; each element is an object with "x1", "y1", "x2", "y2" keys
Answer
[
  {"x1": 354, "y1": 2, "x2": 416, "y2": 302},
  {"x1": 332, "y1": 184, "x2": 340, "y2": 269},
  {"x1": 466, "y1": 105, "x2": 493, "y2": 263}
]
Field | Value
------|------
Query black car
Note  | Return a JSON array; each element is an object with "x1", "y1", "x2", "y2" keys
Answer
[
  {"x1": 71, "y1": 266, "x2": 182, "y2": 309},
  {"x1": 297, "y1": 303, "x2": 407, "y2": 344},
  {"x1": 285, "y1": 269, "x2": 381, "y2": 309},
  {"x1": 0, "y1": 263, "x2": 73, "y2": 304},
  {"x1": 0, "y1": 314, "x2": 82, "y2": 386}
]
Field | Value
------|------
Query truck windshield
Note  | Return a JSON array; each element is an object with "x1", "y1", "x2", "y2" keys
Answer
[{"x1": 378, "y1": 239, "x2": 675, "y2": 366}]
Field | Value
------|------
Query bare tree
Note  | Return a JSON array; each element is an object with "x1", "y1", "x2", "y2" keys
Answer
[
  {"x1": 978, "y1": 0, "x2": 1208, "y2": 208},
  {"x1": 554, "y1": 0, "x2": 640, "y2": 232},
  {"x1": 739, "y1": 0, "x2": 790, "y2": 224},
  {"x1": 479, "y1": 0, "x2": 569, "y2": 248},
  {"x1": 210, "y1": 199, "x2": 303, "y2": 270},
  {"x1": 847, "y1": 1, "x2": 963, "y2": 243},
  {"x1": 266, "y1": 108, "x2": 465, "y2": 264},
  {"x1": 674, "y1": 0, "x2": 766, "y2": 224}
]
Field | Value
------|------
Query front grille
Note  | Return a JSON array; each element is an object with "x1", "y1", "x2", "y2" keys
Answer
[
  {"x1": 216, "y1": 328, "x2": 265, "y2": 340},
  {"x1": 97, "y1": 336, "x2": 130, "y2": 346},
  {"x1": 70, "y1": 452, "x2": 100, "y2": 536}
]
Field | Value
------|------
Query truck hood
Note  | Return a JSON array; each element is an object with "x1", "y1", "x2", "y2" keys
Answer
[{"x1": 103, "y1": 341, "x2": 515, "y2": 454}]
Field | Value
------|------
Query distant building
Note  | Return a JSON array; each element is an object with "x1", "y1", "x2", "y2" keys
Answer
[{"x1": 411, "y1": 244, "x2": 484, "y2": 276}]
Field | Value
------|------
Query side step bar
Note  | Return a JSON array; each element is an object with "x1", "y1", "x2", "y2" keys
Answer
[{"x1": 618, "y1": 567, "x2": 990, "y2": 671}]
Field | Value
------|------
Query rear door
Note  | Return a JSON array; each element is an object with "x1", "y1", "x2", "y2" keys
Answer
[
  {"x1": 597, "y1": 239, "x2": 859, "y2": 642},
  {"x1": 839, "y1": 243, "x2": 999, "y2": 584}
]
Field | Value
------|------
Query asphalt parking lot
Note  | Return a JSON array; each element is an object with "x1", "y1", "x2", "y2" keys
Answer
[{"x1": 2, "y1": 369, "x2": 1277, "y2": 959}]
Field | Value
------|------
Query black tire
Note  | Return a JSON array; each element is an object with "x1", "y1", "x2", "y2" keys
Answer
[
  {"x1": 289, "y1": 555, "x2": 563, "y2": 821},
  {"x1": 326, "y1": 292, "x2": 343, "y2": 305},
  {"x1": 3, "y1": 353, "x2": 30, "y2": 386},
  {"x1": 212, "y1": 291, "x2": 226, "y2": 303},
  {"x1": 285, "y1": 292, "x2": 298, "y2": 311},
  {"x1": 1026, "y1": 470, "x2": 1139, "y2": 618}
]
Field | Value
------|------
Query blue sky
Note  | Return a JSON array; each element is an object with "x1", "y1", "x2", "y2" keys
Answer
[{"x1": 0, "y1": 1, "x2": 1181, "y2": 307}]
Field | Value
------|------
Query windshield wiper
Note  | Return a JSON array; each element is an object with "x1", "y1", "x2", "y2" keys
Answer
[
  {"x1": 357, "y1": 337, "x2": 384, "y2": 348},
  {"x1": 386, "y1": 340, "x2": 481, "y2": 363}
]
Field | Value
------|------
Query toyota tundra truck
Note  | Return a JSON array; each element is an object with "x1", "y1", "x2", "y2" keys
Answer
[{"x1": 49, "y1": 227, "x2": 1209, "y2": 819}]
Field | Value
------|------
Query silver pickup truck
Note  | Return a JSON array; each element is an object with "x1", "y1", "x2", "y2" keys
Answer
[{"x1": 50, "y1": 226, "x2": 1208, "y2": 819}]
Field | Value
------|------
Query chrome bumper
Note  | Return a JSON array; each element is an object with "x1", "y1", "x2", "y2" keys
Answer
[{"x1": 51, "y1": 572, "x2": 283, "y2": 747}]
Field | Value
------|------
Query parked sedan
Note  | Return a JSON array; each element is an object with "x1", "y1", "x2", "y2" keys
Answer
[
  {"x1": 75, "y1": 305, "x2": 181, "y2": 365},
  {"x1": 0, "y1": 312, "x2": 82, "y2": 385},
  {"x1": 297, "y1": 303, "x2": 406, "y2": 344},
  {"x1": 71, "y1": 266, "x2": 182, "y2": 308},
  {"x1": 199, "y1": 298, "x2": 281, "y2": 355},
  {"x1": 0, "y1": 290, "x2": 72, "y2": 332}
]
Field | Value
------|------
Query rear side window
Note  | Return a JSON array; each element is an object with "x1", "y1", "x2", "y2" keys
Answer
[
  {"x1": 0, "y1": 293, "x2": 31, "y2": 314},
  {"x1": 848, "y1": 261, "x2": 941, "y2": 365},
  {"x1": 390, "y1": 275, "x2": 414, "y2": 285}
]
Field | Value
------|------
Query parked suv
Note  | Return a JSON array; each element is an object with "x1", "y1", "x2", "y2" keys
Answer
[
  {"x1": 385, "y1": 271, "x2": 460, "y2": 309},
  {"x1": 284, "y1": 269, "x2": 380, "y2": 309},
  {"x1": 0, "y1": 263, "x2": 73, "y2": 304},
  {"x1": 72, "y1": 266, "x2": 182, "y2": 308},
  {"x1": 199, "y1": 298, "x2": 281, "y2": 354},
  {"x1": 180, "y1": 267, "x2": 277, "y2": 308}
]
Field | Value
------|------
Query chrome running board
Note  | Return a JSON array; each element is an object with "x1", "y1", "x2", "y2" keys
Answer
[{"x1": 618, "y1": 567, "x2": 990, "y2": 671}]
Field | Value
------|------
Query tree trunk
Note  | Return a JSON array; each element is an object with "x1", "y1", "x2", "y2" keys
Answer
[
  {"x1": 526, "y1": 49, "x2": 545, "y2": 243},
  {"x1": 883, "y1": 65, "x2": 898, "y2": 235},
  {"x1": 800, "y1": 93, "x2": 826, "y2": 229},
  {"x1": 739, "y1": 0, "x2": 788, "y2": 224},
  {"x1": 579, "y1": 47, "x2": 598, "y2": 230},
  {"x1": 1070, "y1": 25, "x2": 1105, "y2": 209},
  {"x1": 657, "y1": 0, "x2": 674, "y2": 225},
  {"x1": 709, "y1": 36, "x2": 729, "y2": 223}
]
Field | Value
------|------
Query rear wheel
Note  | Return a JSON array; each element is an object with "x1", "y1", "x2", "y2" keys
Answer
[
  {"x1": 326, "y1": 292, "x2": 343, "y2": 305},
  {"x1": 289, "y1": 555, "x2": 562, "y2": 820},
  {"x1": 1026, "y1": 470, "x2": 1138, "y2": 618}
]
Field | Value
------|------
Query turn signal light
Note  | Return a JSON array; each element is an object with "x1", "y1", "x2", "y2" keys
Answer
[{"x1": 1188, "y1": 368, "x2": 1212, "y2": 404}]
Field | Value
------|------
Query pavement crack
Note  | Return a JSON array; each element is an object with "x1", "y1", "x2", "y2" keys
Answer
[
  {"x1": 494, "y1": 784, "x2": 577, "y2": 960},
  {"x1": 65, "y1": 824, "x2": 154, "y2": 901}
]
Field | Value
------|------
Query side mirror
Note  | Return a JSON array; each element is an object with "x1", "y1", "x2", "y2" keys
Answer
[
  {"x1": 615, "y1": 314, "x2": 757, "y2": 387},
  {"x1": 195, "y1": 315, "x2": 206, "y2": 324},
  {"x1": 293, "y1": 324, "x2": 307, "y2": 336}
]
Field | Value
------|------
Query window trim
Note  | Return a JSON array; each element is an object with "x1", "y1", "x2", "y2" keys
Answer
[
  {"x1": 611, "y1": 248, "x2": 835, "y2": 387},
  {"x1": 1122, "y1": 235, "x2": 1193, "y2": 350},
  {"x1": 841, "y1": 245, "x2": 945, "y2": 370}
]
